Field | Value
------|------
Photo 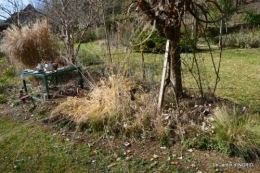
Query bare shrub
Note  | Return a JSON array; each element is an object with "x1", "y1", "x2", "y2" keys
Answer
[{"x1": 1, "y1": 19, "x2": 59, "y2": 69}]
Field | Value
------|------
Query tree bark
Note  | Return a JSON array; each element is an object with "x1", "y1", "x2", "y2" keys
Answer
[
  {"x1": 137, "y1": 0, "x2": 183, "y2": 100},
  {"x1": 168, "y1": 26, "x2": 183, "y2": 99},
  {"x1": 66, "y1": 25, "x2": 76, "y2": 64}
]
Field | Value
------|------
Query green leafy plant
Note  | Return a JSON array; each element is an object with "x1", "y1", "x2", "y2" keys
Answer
[
  {"x1": 78, "y1": 49, "x2": 102, "y2": 66},
  {"x1": 0, "y1": 94, "x2": 7, "y2": 104},
  {"x1": 132, "y1": 31, "x2": 167, "y2": 53},
  {"x1": 182, "y1": 139, "x2": 192, "y2": 148},
  {"x1": 75, "y1": 30, "x2": 98, "y2": 43},
  {"x1": 132, "y1": 30, "x2": 195, "y2": 53},
  {"x1": 242, "y1": 10, "x2": 260, "y2": 26},
  {"x1": 2, "y1": 65, "x2": 15, "y2": 77},
  {"x1": 159, "y1": 135, "x2": 175, "y2": 147}
]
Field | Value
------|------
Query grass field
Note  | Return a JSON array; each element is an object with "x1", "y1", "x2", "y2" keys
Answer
[
  {"x1": 181, "y1": 47, "x2": 260, "y2": 111},
  {"x1": 0, "y1": 118, "x2": 134, "y2": 172},
  {"x1": 0, "y1": 119, "x2": 90, "y2": 172},
  {"x1": 0, "y1": 118, "x2": 191, "y2": 173},
  {"x1": 78, "y1": 44, "x2": 260, "y2": 111},
  {"x1": 214, "y1": 48, "x2": 260, "y2": 110}
]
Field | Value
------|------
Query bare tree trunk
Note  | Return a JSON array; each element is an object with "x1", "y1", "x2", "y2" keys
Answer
[
  {"x1": 218, "y1": 19, "x2": 223, "y2": 48},
  {"x1": 157, "y1": 27, "x2": 183, "y2": 113},
  {"x1": 141, "y1": 50, "x2": 146, "y2": 80},
  {"x1": 136, "y1": 0, "x2": 183, "y2": 103},
  {"x1": 168, "y1": 26, "x2": 182, "y2": 99},
  {"x1": 101, "y1": 1, "x2": 112, "y2": 64},
  {"x1": 66, "y1": 25, "x2": 75, "y2": 64}
]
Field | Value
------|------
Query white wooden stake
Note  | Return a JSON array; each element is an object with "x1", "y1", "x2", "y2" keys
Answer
[{"x1": 157, "y1": 40, "x2": 170, "y2": 114}]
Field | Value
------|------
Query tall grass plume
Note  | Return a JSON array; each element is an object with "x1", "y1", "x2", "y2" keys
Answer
[{"x1": 1, "y1": 19, "x2": 59, "y2": 69}]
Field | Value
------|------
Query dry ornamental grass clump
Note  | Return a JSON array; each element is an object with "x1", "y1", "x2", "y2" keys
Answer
[
  {"x1": 51, "y1": 76, "x2": 158, "y2": 135},
  {"x1": 1, "y1": 19, "x2": 59, "y2": 69},
  {"x1": 212, "y1": 106, "x2": 260, "y2": 160}
]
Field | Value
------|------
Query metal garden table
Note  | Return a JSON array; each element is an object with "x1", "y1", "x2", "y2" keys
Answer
[{"x1": 21, "y1": 66, "x2": 83, "y2": 100}]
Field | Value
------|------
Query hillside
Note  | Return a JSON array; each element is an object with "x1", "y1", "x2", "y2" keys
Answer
[{"x1": 228, "y1": 0, "x2": 260, "y2": 25}]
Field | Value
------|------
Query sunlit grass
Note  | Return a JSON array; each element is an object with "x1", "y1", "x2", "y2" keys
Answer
[
  {"x1": 77, "y1": 42, "x2": 164, "y2": 83},
  {"x1": 0, "y1": 118, "x2": 184, "y2": 172},
  {"x1": 0, "y1": 119, "x2": 91, "y2": 172},
  {"x1": 212, "y1": 48, "x2": 259, "y2": 109},
  {"x1": 182, "y1": 48, "x2": 260, "y2": 111},
  {"x1": 78, "y1": 43, "x2": 260, "y2": 111}
]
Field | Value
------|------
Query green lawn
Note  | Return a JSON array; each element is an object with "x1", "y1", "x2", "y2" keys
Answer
[
  {"x1": 182, "y1": 47, "x2": 260, "y2": 111},
  {"x1": 78, "y1": 44, "x2": 260, "y2": 111},
  {"x1": 0, "y1": 119, "x2": 92, "y2": 172},
  {"x1": 0, "y1": 118, "x2": 184, "y2": 172},
  {"x1": 215, "y1": 49, "x2": 260, "y2": 109}
]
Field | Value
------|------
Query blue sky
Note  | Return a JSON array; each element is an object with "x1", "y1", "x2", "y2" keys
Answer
[
  {"x1": 0, "y1": 0, "x2": 31, "y2": 5},
  {"x1": 0, "y1": 0, "x2": 36, "y2": 20},
  {"x1": 22, "y1": 0, "x2": 34, "y2": 5}
]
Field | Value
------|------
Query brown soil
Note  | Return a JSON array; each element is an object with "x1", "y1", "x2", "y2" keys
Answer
[{"x1": 1, "y1": 87, "x2": 259, "y2": 173}]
